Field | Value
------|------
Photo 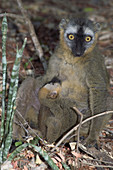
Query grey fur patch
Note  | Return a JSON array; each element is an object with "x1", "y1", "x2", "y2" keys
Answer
[
  {"x1": 65, "y1": 25, "x2": 78, "y2": 34},
  {"x1": 83, "y1": 27, "x2": 94, "y2": 37}
]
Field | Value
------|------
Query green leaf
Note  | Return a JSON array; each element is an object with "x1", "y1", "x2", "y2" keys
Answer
[
  {"x1": 15, "y1": 141, "x2": 23, "y2": 147},
  {"x1": 29, "y1": 143, "x2": 59, "y2": 170},
  {"x1": 8, "y1": 143, "x2": 59, "y2": 170},
  {"x1": 8, "y1": 143, "x2": 28, "y2": 161},
  {"x1": 30, "y1": 137, "x2": 39, "y2": 145},
  {"x1": 0, "y1": 15, "x2": 27, "y2": 164},
  {"x1": 2, "y1": 38, "x2": 27, "y2": 162},
  {"x1": 0, "y1": 15, "x2": 8, "y2": 165},
  {"x1": 62, "y1": 162, "x2": 71, "y2": 170},
  {"x1": 84, "y1": 7, "x2": 94, "y2": 12},
  {"x1": 24, "y1": 58, "x2": 33, "y2": 69},
  {"x1": 1, "y1": 15, "x2": 7, "y2": 141}
]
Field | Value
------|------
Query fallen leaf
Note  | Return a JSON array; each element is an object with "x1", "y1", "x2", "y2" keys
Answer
[
  {"x1": 51, "y1": 157, "x2": 58, "y2": 164},
  {"x1": 69, "y1": 142, "x2": 77, "y2": 150},
  {"x1": 68, "y1": 158, "x2": 73, "y2": 165},
  {"x1": 11, "y1": 160, "x2": 18, "y2": 169},
  {"x1": 71, "y1": 151, "x2": 82, "y2": 158},
  {"x1": 54, "y1": 156, "x2": 61, "y2": 162},
  {"x1": 24, "y1": 165, "x2": 28, "y2": 170},
  {"x1": 57, "y1": 152, "x2": 65, "y2": 162},
  {"x1": 1, "y1": 160, "x2": 14, "y2": 170},
  {"x1": 35, "y1": 154, "x2": 42, "y2": 165}
]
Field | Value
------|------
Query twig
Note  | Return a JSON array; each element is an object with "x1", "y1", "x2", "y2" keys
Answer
[
  {"x1": 80, "y1": 160, "x2": 113, "y2": 168},
  {"x1": 0, "y1": 13, "x2": 24, "y2": 21},
  {"x1": 62, "y1": 134, "x2": 77, "y2": 148},
  {"x1": 15, "y1": 109, "x2": 47, "y2": 145},
  {"x1": 73, "y1": 107, "x2": 83, "y2": 153},
  {"x1": 84, "y1": 158, "x2": 113, "y2": 166},
  {"x1": 16, "y1": 0, "x2": 47, "y2": 71},
  {"x1": 52, "y1": 110, "x2": 113, "y2": 151}
]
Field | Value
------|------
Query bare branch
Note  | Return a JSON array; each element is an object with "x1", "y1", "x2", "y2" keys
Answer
[
  {"x1": 52, "y1": 110, "x2": 113, "y2": 151},
  {"x1": 0, "y1": 13, "x2": 24, "y2": 21},
  {"x1": 73, "y1": 107, "x2": 83, "y2": 153},
  {"x1": 15, "y1": 109, "x2": 47, "y2": 145},
  {"x1": 16, "y1": 0, "x2": 47, "y2": 71},
  {"x1": 80, "y1": 160, "x2": 113, "y2": 169}
]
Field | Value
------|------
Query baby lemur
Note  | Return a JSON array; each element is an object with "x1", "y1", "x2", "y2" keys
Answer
[{"x1": 13, "y1": 18, "x2": 112, "y2": 146}]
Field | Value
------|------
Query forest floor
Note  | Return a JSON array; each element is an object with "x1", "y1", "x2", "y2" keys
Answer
[{"x1": 0, "y1": 0, "x2": 113, "y2": 169}]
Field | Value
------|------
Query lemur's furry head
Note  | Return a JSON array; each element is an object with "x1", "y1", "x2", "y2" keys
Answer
[{"x1": 59, "y1": 18, "x2": 100, "y2": 57}]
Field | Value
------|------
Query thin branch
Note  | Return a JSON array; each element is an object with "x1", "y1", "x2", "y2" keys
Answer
[
  {"x1": 16, "y1": 0, "x2": 47, "y2": 71},
  {"x1": 15, "y1": 108, "x2": 47, "y2": 145},
  {"x1": 84, "y1": 158, "x2": 113, "y2": 166},
  {"x1": 52, "y1": 110, "x2": 113, "y2": 151},
  {"x1": 0, "y1": 13, "x2": 24, "y2": 21},
  {"x1": 80, "y1": 160, "x2": 113, "y2": 168},
  {"x1": 73, "y1": 107, "x2": 83, "y2": 153}
]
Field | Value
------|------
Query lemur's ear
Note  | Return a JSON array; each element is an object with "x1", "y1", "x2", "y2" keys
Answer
[
  {"x1": 59, "y1": 18, "x2": 69, "y2": 30},
  {"x1": 94, "y1": 22, "x2": 101, "y2": 32}
]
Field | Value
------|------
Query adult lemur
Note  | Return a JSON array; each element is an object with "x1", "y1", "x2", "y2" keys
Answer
[{"x1": 13, "y1": 18, "x2": 112, "y2": 146}]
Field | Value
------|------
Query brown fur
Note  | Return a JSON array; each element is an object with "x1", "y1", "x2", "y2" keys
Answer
[
  {"x1": 37, "y1": 24, "x2": 112, "y2": 144},
  {"x1": 13, "y1": 19, "x2": 112, "y2": 145}
]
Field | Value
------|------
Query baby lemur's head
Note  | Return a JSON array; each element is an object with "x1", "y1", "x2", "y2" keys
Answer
[{"x1": 59, "y1": 18, "x2": 100, "y2": 57}]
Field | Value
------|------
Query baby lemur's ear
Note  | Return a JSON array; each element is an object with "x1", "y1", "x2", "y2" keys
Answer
[{"x1": 59, "y1": 18, "x2": 69, "y2": 30}]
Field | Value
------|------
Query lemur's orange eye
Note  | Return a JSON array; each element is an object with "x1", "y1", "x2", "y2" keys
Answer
[
  {"x1": 85, "y1": 36, "x2": 92, "y2": 42},
  {"x1": 68, "y1": 34, "x2": 74, "y2": 40}
]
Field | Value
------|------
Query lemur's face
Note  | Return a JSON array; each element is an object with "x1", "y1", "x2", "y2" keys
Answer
[{"x1": 63, "y1": 19, "x2": 96, "y2": 57}]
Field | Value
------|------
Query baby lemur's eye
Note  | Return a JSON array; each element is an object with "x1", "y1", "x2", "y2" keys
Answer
[
  {"x1": 85, "y1": 36, "x2": 92, "y2": 42},
  {"x1": 68, "y1": 34, "x2": 75, "y2": 40}
]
